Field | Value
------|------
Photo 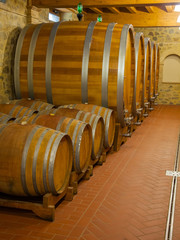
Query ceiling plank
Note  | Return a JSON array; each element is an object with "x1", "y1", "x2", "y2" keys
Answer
[
  {"x1": 108, "y1": 7, "x2": 121, "y2": 14},
  {"x1": 67, "y1": 8, "x2": 78, "y2": 14},
  {"x1": 145, "y1": 6, "x2": 154, "y2": 12},
  {"x1": 56, "y1": 8, "x2": 72, "y2": 13},
  {"x1": 32, "y1": 0, "x2": 180, "y2": 8},
  {"x1": 84, "y1": 12, "x2": 180, "y2": 27},
  {"x1": 67, "y1": 7, "x2": 87, "y2": 15},
  {"x1": 126, "y1": 7, "x2": 137, "y2": 13},
  {"x1": 90, "y1": 7, "x2": 103, "y2": 14},
  {"x1": 165, "y1": 5, "x2": 174, "y2": 12}
]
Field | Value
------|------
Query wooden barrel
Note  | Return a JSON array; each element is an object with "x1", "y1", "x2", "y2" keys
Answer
[
  {"x1": 50, "y1": 108, "x2": 104, "y2": 160},
  {"x1": 150, "y1": 42, "x2": 156, "y2": 101},
  {"x1": 10, "y1": 99, "x2": 55, "y2": 112},
  {"x1": 144, "y1": 38, "x2": 151, "y2": 104},
  {"x1": 62, "y1": 104, "x2": 115, "y2": 149},
  {"x1": 17, "y1": 114, "x2": 92, "y2": 174},
  {"x1": 0, "y1": 113, "x2": 15, "y2": 124},
  {"x1": 0, "y1": 104, "x2": 36, "y2": 118},
  {"x1": 0, "y1": 123, "x2": 73, "y2": 196},
  {"x1": 155, "y1": 44, "x2": 160, "y2": 98},
  {"x1": 14, "y1": 21, "x2": 135, "y2": 128},
  {"x1": 132, "y1": 32, "x2": 145, "y2": 117}
]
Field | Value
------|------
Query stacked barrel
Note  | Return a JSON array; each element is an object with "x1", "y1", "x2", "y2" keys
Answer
[
  {"x1": 0, "y1": 21, "x2": 160, "y2": 203},
  {"x1": 0, "y1": 99, "x2": 115, "y2": 198}
]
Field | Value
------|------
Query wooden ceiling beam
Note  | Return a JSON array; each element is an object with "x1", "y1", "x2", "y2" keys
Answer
[
  {"x1": 90, "y1": 8, "x2": 103, "y2": 14},
  {"x1": 165, "y1": 5, "x2": 174, "y2": 12},
  {"x1": 108, "y1": 7, "x2": 121, "y2": 14},
  {"x1": 32, "y1": 0, "x2": 180, "y2": 8},
  {"x1": 126, "y1": 7, "x2": 137, "y2": 13},
  {"x1": 67, "y1": 8, "x2": 78, "y2": 14},
  {"x1": 84, "y1": 12, "x2": 180, "y2": 27},
  {"x1": 67, "y1": 8, "x2": 87, "y2": 15},
  {"x1": 145, "y1": 6, "x2": 154, "y2": 12}
]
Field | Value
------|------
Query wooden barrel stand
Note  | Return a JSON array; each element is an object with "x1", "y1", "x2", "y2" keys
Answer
[{"x1": 0, "y1": 186, "x2": 74, "y2": 221}]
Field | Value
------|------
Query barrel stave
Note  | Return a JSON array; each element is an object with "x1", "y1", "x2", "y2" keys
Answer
[
  {"x1": 144, "y1": 38, "x2": 151, "y2": 104},
  {"x1": 52, "y1": 107, "x2": 104, "y2": 160},
  {"x1": 33, "y1": 23, "x2": 54, "y2": 101},
  {"x1": 20, "y1": 25, "x2": 37, "y2": 99},
  {"x1": 15, "y1": 22, "x2": 135, "y2": 127},
  {"x1": 65, "y1": 104, "x2": 115, "y2": 148},
  {"x1": 0, "y1": 123, "x2": 73, "y2": 196},
  {"x1": 29, "y1": 114, "x2": 92, "y2": 174},
  {"x1": 51, "y1": 22, "x2": 90, "y2": 105},
  {"x1": 150, "y1": 42, "x2": 156, "y2": 100},
  {"x1": 155, "y1": 44, "x2": 160, "y2": 97},
  {"x1": 133, "y1": 33, "x2": 145, "y2": 118}
]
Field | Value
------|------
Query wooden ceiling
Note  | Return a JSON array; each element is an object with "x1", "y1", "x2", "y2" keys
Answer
[{"x1": 31, "y1": 0, "x2": 180, "y2": 27}]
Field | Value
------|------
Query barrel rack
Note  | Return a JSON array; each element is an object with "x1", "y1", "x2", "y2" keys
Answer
[
  {"x1": 0, "y1": 148, "x2": 108, "y2": 221},
  {"x1": 0, "y1": 186, "x2": 74, "y2": 221},
  {"x1": 70, "y1": 149, "x2": 107, "y2": 195}
]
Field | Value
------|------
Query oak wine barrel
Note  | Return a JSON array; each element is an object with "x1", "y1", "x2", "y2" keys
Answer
[
  {"x1": 62, "y1": 104, "x2": 115, "y2": 149},
  {"x1": 0, "y1": 123, "x2": 73, "y2": 196},
  {"x1": 17, "y1": 114, "x2": 92, "y2": 174},
  {"x1": 133, "y1": 32, "x2": 145, "y2": 117},
  {"x1": 155, "y1": 44, "x2": 160, "y2": 98},
  {"x1": 10, "y1": 98, "x2": 55, "y2": 112},
  {"x1": 144, "y1": 38, "x2": 151, "y2": 105},
  {"x1": 51, "y1": 107, "x2": 104, "y2": 160},
  {"x1": 14, "y1": 21, "x2": 135, "y2": 128},
  {"x1": 0, "y1": 104, "x2": 37, "y2": 118},
  {"x1": 0, "y1": 113, "x2": 15, "y2": 124}
]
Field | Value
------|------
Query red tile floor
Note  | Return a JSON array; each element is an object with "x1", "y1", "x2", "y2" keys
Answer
[{"x1": 0, "y1": 105, "x2": 180, "y2": 240}]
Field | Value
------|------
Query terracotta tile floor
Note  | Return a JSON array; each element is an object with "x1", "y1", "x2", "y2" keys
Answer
[{"x1": 0, "y1": 105, "x2": 180, "y2": 240}]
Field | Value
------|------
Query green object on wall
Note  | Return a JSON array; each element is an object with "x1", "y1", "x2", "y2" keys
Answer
[
  {"x1": 77, "y1": 3, "x2": 83, "y2": 13},
  {"x1": 97, "y1": 15, "x2": 102, "y2": 22}
]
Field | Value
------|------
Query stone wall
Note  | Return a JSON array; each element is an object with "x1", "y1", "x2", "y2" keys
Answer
[
  {"x1": 60, "y1": 12, "x2": 78, "y2": 21},
  {"x1": 0, "y1": 0, "x2": 49, "y2": 103},
  {"x1": 27, "y1": 5, "x2": 49, "y2": 24},
  {"x1": 135, "y1": 27, "x2": 180, "y2": 105}
]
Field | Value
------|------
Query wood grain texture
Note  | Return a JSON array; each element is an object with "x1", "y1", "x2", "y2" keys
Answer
[
  {"x1": 20, "y1": 25, "x2": 37, "y2": 99},
  {"x1": 0, "y1": 104, "x2": 36, "y2": 118},
  {"x1": 84, "y1": 12, "x2": 180, "y2": 27},
  {"x1": 135, "y1": 34, "x2": 145, "y2": 111},
  {"x1": 32, "y1": 0, "x2": 180, "y2": 8},
  {"x1": 155, "y1": 45, "x2": 160, "y2": 96},
  {"x1": 51, "y1": 107, "x2": 104, "y2": 160},
  {"x1": 144, "y1": 39, "x2": 151, "y2": 103},
  {"x1": 0, "y1": 123, "x2": 73, "y2": 196},
  {"x1": 0, "y1": 113, "x2": 15, "y2": 124},
  {"x1": 51, "y1": 21, "x2": 89, "y2": 104},
  {"x1": 10, "y1": 99, "x2": 55, "y2": 112},
  {"x1": 150, "y1": 43, "x2": 156, "y2": 99},
  {"x1": 63, "y1": 103, "x2": 115, "y2": 148},
  {"x1": 17, "y1": 22, "x2": 135, "y2": 124},
  {"x1": 22, "y1": 114, "x2": 92, "y2": 174}
]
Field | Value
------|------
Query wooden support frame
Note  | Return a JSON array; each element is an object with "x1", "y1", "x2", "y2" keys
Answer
[
  {"x1": 113, "y1": 124, "x2": 129, "y2": 152},
  {"x1": 145, "y1": 6, "x2": 155, "y2": 12},
  {"x1": 90, "y1": 7, "x2": 103, "y2": 14},
  {"x1": 0, "y1": 187, "x2": 74, "y2": 221},
  {"x1": 108, "y1": 7, "x2": 121, "y2": 14},
  {"x1": 84, "y1": 12, "x2": 180, "y2": 27},
  {"x1": 32, "y1": 0, "x2": 180, "y2": 8},
  {"x1": 69, "y1": 165, "x2": 93, "y2": 194},
  {"x1": 126, "y1": 6, "x2": 137, "y2": 13}
]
